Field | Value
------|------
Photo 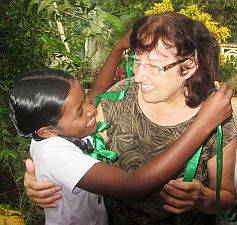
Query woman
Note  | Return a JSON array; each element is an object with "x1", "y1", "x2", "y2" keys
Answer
[{"x1": 98, "y1": 12, "x2": 236, "y2": 225}]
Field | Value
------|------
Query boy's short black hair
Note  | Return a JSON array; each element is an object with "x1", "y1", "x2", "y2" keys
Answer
[{"x1": 10, "y1": 68, "x2": 75, "y2": 137}]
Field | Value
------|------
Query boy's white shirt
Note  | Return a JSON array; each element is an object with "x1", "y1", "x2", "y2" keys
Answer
[{"x1": 30, "y1": 136, "x2": 108, "y2": 225}]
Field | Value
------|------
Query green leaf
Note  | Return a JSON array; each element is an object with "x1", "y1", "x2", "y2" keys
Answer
[
  {"x1": 0, "y1": 107, "x2": 8, "y2": 114},
  {"x1": 103, "y1": 12, "x2": 124, "y2": 36},
  {"x1": 27, "y1": 0, "x2": 39, "y2": 14},
  {"x1": 0, "y1": 149, "x2": 16, "y2": 161},
  {"x1": 37, "y1": 0, "x2": 55, "y2": 14},
  {"x1": 15, "y1": 171, "x2": 24, "y2": 183},
  {"x1": 47, "y1": 4, "x2": 56, "y2": 17}
]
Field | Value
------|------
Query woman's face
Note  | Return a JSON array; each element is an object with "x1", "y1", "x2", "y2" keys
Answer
[
  {"x1": 56, "y1": 81, "x2": 97, "y2": 138},
  {"x1": 134, "y1": 40, "x2": 190, "y2": 104}
]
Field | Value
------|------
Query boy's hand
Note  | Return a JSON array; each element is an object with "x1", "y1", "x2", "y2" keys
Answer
[
  {"x1": 114, "y1": 30, "x2": 131, "y2": 51},
  {"x1": 197, "y1": 82, "x2": 233, "y2": 131},
  {"x1": 24, "y1": 159, "x2": 62, "y2": 208}
]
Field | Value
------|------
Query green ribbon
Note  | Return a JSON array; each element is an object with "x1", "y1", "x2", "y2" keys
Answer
[
  {"x1": 90, "y1": 122, "x2": 118, "y2": 163},
  {"x1": 91, "y1": 53, "x2": 136, "y2": 163},
  {"x1": 177, "y1": 145, "x2": 203, "y2": 225},
  {"x1": 183, "y1": 145, "x2": 203, "y2": 182},
  {"x1": 95, "y1": 52, "x2": 135, "y2": 106},
  {"x1": 215, "y1": 125, "x2": 223, "y2": 225},
  {"x1": 177, "y1": 125, "x2": 223, "y2": 225}
]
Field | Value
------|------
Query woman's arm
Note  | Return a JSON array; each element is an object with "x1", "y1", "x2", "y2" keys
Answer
[
  {"x1": 202, "y1": 138, "x2": 236, "y2": 212},
  {"x1": 24, "y1": 84, "x2": 233, "y2": 205},
  {"x1": 87, "y1": 31, "x2": 130, "y2": 104},
  {"x1": 160, "y1": 138, "x2": 236, "y2": 214}
]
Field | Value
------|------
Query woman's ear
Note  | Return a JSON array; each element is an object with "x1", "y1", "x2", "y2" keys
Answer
[
  {"x1": 181, "y1": 53, "x2": 198, "y2": 79},
  {"x1": 35, "y1": 126, "x2": 58, "y2": 139}
]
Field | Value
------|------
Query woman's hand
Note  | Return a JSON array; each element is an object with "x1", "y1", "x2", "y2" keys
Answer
[
  {"x1": 24, "y1": 159, "x2": 62, "y2": 208},
  {"x1": 196, "y1": 82, "x2": 233, "y2": 132},
  {"x1": 160, "y1": 178, "x2": 205, "y2": 214}
]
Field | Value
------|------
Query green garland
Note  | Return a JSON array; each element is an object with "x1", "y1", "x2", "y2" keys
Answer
[{"x1": 91, "y1": 52, "x2": 135, "y2": 163}]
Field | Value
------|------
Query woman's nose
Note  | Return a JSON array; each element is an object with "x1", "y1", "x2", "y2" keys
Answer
[{"x1": 134, "y1": 65, "x2": 149, "y2": 83}]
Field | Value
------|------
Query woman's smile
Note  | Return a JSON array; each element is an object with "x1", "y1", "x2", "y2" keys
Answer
[
  {"x1": 86, "y1": 116, "x2": 96, "y2": 127},
  {"x1": 140, "y1": 83, "x2": 156, "y2": 93}
]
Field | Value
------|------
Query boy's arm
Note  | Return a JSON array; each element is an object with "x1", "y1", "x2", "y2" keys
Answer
[
  {"x1": 87, "y1": 31, "x2": 131, "y2": 105},
  {"x1": 24, "y1": 84, "x2": 233, "y2": 204}
]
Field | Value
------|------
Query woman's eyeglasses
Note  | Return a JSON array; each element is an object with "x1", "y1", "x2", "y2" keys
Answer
[{"x1": 133, "y1": 55, "x2": 194, "y2": 75}]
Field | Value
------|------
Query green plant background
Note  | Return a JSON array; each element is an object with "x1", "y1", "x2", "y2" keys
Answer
[{"x1": 0, "y1": 0, "x2": 236, "y2": 224}]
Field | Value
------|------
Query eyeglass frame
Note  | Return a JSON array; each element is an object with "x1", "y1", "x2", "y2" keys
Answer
[{"x1": 133, "y1": 53, "x2": 195, "y2": 73}]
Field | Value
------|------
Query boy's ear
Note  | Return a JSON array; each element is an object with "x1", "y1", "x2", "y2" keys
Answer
[{"x1": 35, "y1": 126, "x2": 58, "y2": 139}]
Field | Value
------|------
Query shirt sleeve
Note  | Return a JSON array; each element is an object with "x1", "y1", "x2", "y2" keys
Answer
[{"x1": 42, "y1": 143, "x2": 99, "y2": 193}]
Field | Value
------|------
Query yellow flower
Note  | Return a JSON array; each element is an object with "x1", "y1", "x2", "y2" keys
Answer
[
  {"x1": 145, "y1": 1, "x2": 231, "y2": 43},
  {"x1": 145, "y1": 0, "x2": 173, "y2": 15}
]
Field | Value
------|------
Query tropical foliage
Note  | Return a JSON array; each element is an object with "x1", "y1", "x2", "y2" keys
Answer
[{"x1": 0, "y1": 0, "x2": 237, "y2": 224}]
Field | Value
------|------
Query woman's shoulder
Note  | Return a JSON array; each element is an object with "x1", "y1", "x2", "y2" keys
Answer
[
  {"x1": 103, "y1": 78, "x2": 138, "y2": 104},
  {"x1": 101, "y1": 78, "x2": 138, "y2": 116},
  {"x1": 101, "y1": 79, "x2": 138, "y2": 124},
  {"x1": 107, "y1": 78, "x2": 137, "y2": 93}
]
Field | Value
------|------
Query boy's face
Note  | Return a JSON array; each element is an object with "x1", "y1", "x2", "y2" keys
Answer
[{"x1": 57, "y1": 81, "x2": 97, "y2": 138}]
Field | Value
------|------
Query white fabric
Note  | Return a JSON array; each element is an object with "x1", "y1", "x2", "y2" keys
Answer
[{"x1": 30, "y1": 136, "x2": 108, "y2": 225}]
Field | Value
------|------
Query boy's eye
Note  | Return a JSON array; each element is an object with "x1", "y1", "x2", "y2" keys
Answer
[{"x1": 74, "y1": 101, "x2": 85, "y2": 120}]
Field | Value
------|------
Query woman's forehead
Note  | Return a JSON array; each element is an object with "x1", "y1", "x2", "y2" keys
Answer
[
  {"x1": 136, "y1": 40, "x2": 177, "y2": 61},
  {"x1": 156, "y1": 39, "x2": 177, "y2": 55}
]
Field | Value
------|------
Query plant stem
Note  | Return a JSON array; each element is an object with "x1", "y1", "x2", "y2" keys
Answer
[{"x1": 52, "y1": 2, "x2": 70, "y2": 53}]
